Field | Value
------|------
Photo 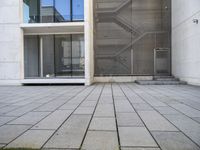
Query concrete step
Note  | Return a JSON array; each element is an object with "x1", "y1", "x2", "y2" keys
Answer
[
  {"x1": 135, "y1": 80, "x2": 187, "y2": 85},
  {"x1": 154, "y1": 78, "x2": 179, "y2": 81}
]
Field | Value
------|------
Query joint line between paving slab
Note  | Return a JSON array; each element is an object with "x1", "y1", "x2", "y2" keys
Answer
[
  {"x1": 111, "y1": 83, "x2": 122, "y2": 150},
  {"x1": 41, "y1": 84, "x2": 98, "y2": 149},
  {"x1": 139, "y1": 84, "x2": 200, "y2": 148},
  {"x1": 1, "y1": 86, "x2": 79, "y2": 127},
  {"x1": 79, "y1": 83, "x2": 105, "y2": 149},
  {"x1": 1, "y1": 86, "x2": 87, "y2": 149},
  {"x1": 118, "y1": 83, "x2": 161, "y2": 150},
  {"x1": 127, "y1": 83, "x2": 200, "y2": 149}
]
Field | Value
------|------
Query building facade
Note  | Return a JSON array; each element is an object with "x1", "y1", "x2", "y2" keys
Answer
[{"x1": 0, "y1": 0, "x2": 200, "y2": 85}]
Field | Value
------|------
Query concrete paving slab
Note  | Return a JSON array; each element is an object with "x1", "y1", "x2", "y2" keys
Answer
[
  {"x1": 154, "y1": 106, "x2": 181, "y2": 115},
  {"x1": 82, "y1": 131, "x2": 119, "y2": 150},
  {"x1": 34, "y1": 100, "x2": 67, "y2": 112},
  {"x1": 73, "y1": 107, "x2": 94, "y2": 115},
  {"x1": 32, "y1": 110, "x2": 73, "y2": 130},
  {"x1": 165, "y1": 114, "x2": 200, "y2": 146},
  {"x1": 115, "y1": 101, "x2": 135, "y2": 113},
  {"x1": 169, "y1": 103, "x2": 200, "y2": 117},
  {"x1": 59, "y1": 103, "x2": 78, "y2": 110},
  {"x1": 138, "y1": 111, "x2": 178, "y2": 131},
  {"x1": 192, "y1": 117, "x2": 200, "y2": 124},
  {"x1": 0, "y1": 116, "x2": 16, "y2": 126},
  {"x1": 119, "y1": 127, "x2": 158, "y2": 147},
  {"x1": 94, "y1": 104, "x2": 115, "y2": 117},
  {"x1": 8, "y1": 111, "x2": 50, "y2": 125},
  {"x1": 6, "y1": 130, "x2": 54, "y2": 149},
  {"x1": 0, "y1": 105, "x2": 20, "y2": 115},
  {"x1": 80, "y1": 101, "x2": 97, "y2": 107},
  {"x1": 89, "y1": 117, "x2": 116, "y2": 131},
  {"x1": 117, "y1": 113, "x2": 144, "y2": 127},
  {"x1": 44, "y1": 115, "x2": 91, "y2": 149},
  {"x1": 132, "y1": 103, "x2": 154, "y2": 111},
  {"x1": 5, "y1": 103, "x2": 42, "y2": 116},
  {"x1": 0, "y1": 125, "x2": 31, "y2": 144},
  {"x1": 121, "y1": 148, "x2": 160, "y2": 150},
  {"x1": 152, "y1": 131, "x2": 200, "y2": 150}
]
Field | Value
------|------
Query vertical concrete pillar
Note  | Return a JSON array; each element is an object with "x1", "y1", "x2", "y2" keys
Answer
[{"x1": 84, "y1": 0, "x2": 94, "y2": 85}]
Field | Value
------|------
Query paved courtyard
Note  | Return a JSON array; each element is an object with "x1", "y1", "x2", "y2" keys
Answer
[{"x1": 0, "y1": 83, "x2": 200, "y2": 150}]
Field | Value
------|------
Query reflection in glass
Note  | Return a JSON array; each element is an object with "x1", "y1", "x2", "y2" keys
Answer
[
  {"x1": 23, "y1": 0, "x2": 40, "y2": 23},
  {"x1": 24, "y1": 35, "x2": 40, "y2": 78},
  {"x1": 42, "y1": 35, "x2": 55, "y2": 77},
  {"x1": 23, "y1": 0, "x2": 84, "y2": 23},
  {"x1": 55, "y1": 35, "x2": 72, "y2": 77},
  {"x1": 40, "y1": 0, "x2": 54, "y2": 22},
  {"x1": 72, "y1": 35, "x2": 85, "y2": 76},
  {"x1": 55, "y1": 0, "x2": 71, "y2": 22},
  {"x1": 24, "y1": 34, "x2": 85, "y2": 78},
  {"x1": 72, "y1": 0, "x2": 84, "y2": 21}
]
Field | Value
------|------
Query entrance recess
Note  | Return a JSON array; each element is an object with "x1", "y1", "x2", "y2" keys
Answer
[{"x1": 94, "y1": 0, "x2": 171, "y2": 76}]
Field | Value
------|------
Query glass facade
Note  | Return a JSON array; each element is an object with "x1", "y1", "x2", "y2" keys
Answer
[
  {"x1": 94, "y1": 0, "x2": 171, "y2": 76},
  {"x1": 24, "y1": 34, "x2": 85, "y2": 78},
  {"x1": 23, "y1": 0, "x2": 84, "y2": 23}
]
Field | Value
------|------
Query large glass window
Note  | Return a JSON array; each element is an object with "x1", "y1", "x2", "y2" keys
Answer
[
  {"x1": 72, "y1": 0, "x2": 84, "y2": 21},
  {"x1": 23, "y1": 0, "x2": 40, "y2": 23},
  {"x1": 55, "y1": 0, "x2": 71, "y2": 22},
  {"x1": 23, "y1": 0, "x2": 84, "y2": 23},
  {"x1": 24, "y1": 35, "x2": 40, "y2": 78},
  {"x1": 24, "y1": 34, "x2": 85, "y2": 78},
  {"x1": 40, "y1": 0, "x2": 54, "y2": 23}
]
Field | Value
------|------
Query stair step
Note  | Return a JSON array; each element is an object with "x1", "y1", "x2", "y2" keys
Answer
[
  {"x1": 154, "y1": 78, "x2": 179, "y2": 81},
  {"x1": 154, "y1": 76, "x2": 174, "y2": 79},
  {"x1": 135, "y1": 80, "x2": 187, "y2": 85}
]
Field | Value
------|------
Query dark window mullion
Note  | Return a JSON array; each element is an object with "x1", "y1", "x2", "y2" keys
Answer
[{"x1": 70, "y1": 0, "x2": 73, "y2": 22}]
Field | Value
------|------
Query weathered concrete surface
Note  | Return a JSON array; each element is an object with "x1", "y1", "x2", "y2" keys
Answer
[{"x1": 0, "y1": 84, "x2": 199, "y2": 150}]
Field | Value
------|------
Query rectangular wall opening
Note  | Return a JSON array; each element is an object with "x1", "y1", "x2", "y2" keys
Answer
[{"x1": 24, "y1": 34, "x2": 85, "y2": 79}]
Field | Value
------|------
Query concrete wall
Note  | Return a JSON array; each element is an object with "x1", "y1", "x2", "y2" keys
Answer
[
  {"x1": 172, "y1": 0, "x2": 200, "y2": 85},
  {"x1": 0, "y1": 0, "x2": 22, "y2": 84}
]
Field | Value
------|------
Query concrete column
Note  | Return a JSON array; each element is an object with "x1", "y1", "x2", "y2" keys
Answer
[
  {"x1": 84, "y1": 0, "x2": 94, "y2": 85},
  {"x1": 172, "y1": 0, "x2": 200, "y2": 85}
]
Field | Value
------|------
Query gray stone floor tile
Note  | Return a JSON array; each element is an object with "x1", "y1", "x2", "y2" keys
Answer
[
  {"x1": 121, "y1": 148, "x2": 160, "y2": 150},
  {"x1": 5, "y1": 103, "x2": 42, "y2": 116},
  {"x1": 73, "y1": 107, "x2": 94, "y2": 115},
  {"x1": 6, "y1": 130, "x2": 54, "y2": 149},
  {"x1": 152, "y1": 132, "x2": 200, "y2": 150},
  {"x1": 81, "y1": 131, "x2": 119, "y2": 150},
  {"x1": 132, "y1": 103, "x2": 154, "y2": 111},
  {"x1": 8, "y1": 111, "x2": 50, "y2": 125},
  {"x1": 80, "y1": 101, "x2": 97, "y2": 107},
  {"x1": 192, "y1": 117, "x2": 200, "y2": 124},
  {"x1": 94, "y1": 104, "x2": 115, "y2": 117},
  {"x1": 115, "y1": 101, "x2": 135, "y2": 113},
  {"x1": 119, "y1": 127, "x2": 158, "y2": 147},
  {"x1": 0, "y1": 116, "x2": 16, "y2": 126},
  {"x1": 165, "y1": 114, "x2": 200, "y2": 146},
  {"x1": 117, "y1": 113, "x2": 144, "y2": 127},
  {"x1": 59, "y1": 103, "x2": 78, "y2": 110},
  {"x1": 0, "y1": 105, "x2": 20, "y2": 115},
  {"x1": 154, "y1": 106, "x2": 181, "y2": 115},
  {"x1": 138, "y1": 111, "x2": 178, "y2": 131},
  {"x1": 32, "y1": 110, "x2": 73, "y2": 130},
  {"x1": 89, "y1": 117, "x2": 116, "y2": 131},
  {"x1": 44, "y1": 115, "x2": 91, "y2": 149},
  {"x1": 34, "y1": 100, "x2": 67, "y2": 112},
  {"x1": 169, "y1": 103, "x2": 200, "y2": 118},
  {"x1": 0, "y1": 125, "x2": 31, "y2": 144}
]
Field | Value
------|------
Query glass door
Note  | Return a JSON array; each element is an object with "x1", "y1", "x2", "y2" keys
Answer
[{"x1": 55, "y1": 35, "x2": 72, "y2": 77}]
